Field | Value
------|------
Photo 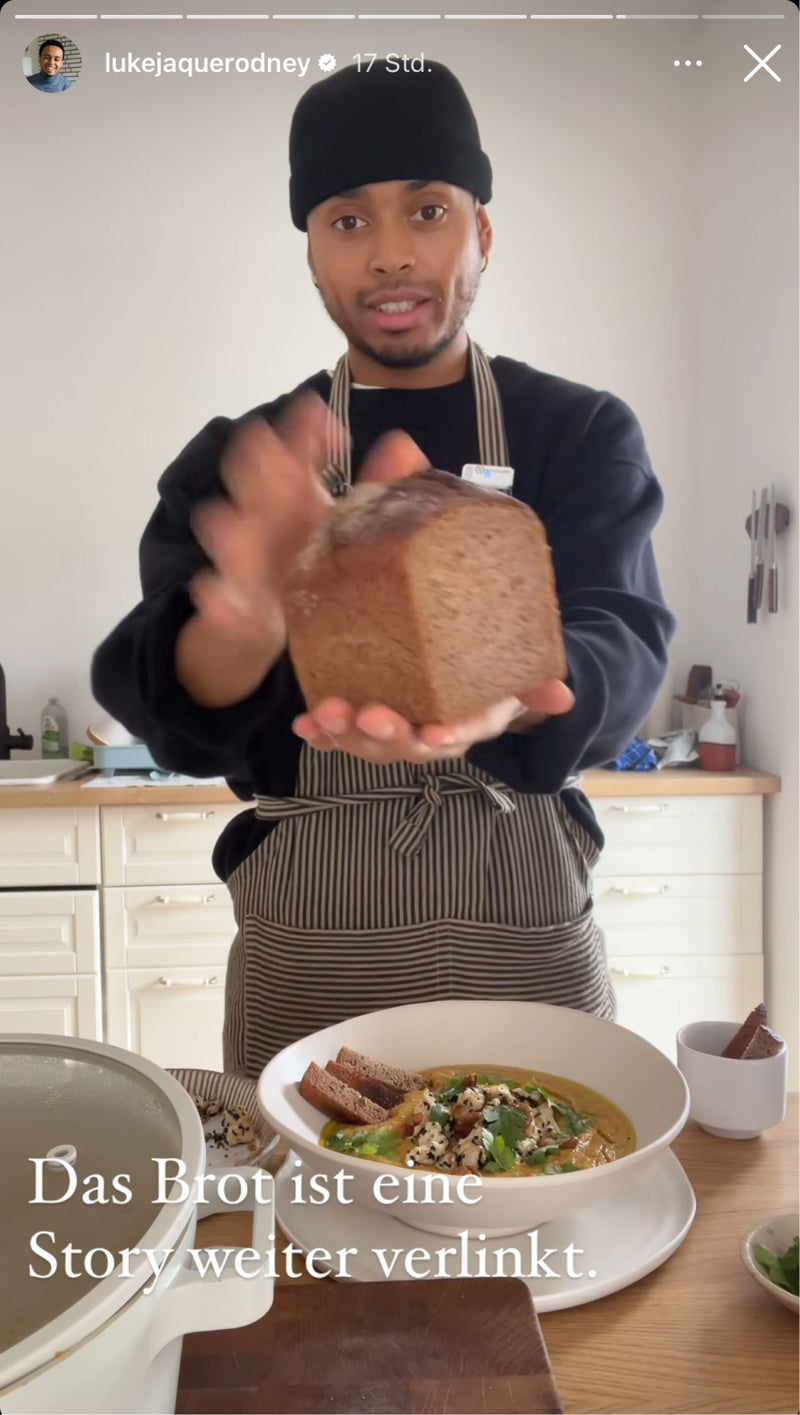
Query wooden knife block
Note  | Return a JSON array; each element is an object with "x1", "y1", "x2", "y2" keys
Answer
[{"x1": 176, "y1": 1276, "x2": 563, "y2": 1414}]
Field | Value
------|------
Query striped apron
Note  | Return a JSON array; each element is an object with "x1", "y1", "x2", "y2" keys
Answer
[{"x1": 222, "y1": 340, "x2": 615, "y2": 1078}]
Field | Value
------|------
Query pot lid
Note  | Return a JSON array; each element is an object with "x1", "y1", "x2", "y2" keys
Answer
[{"x1": 0, "y1": 1035, "x2": 201, "y2": 1370}]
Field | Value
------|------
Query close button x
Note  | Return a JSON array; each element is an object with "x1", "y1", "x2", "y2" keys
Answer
[{"x1": 744, "y1": 44, "x2": 781, "y2": 83}]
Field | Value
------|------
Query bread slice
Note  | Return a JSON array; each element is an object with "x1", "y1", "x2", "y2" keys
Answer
[
  {"x1": 722, "y1": 1004, "x2": 768, "y2": 1058},
  {"x1": 335, "y1": 1046, "x2": 425, "y2": 1094},
  {"x1": 298, "y1": 1061, "x2": 389, "y2": 1124},
  {"x1": 285, "y1": 469, "x2": 567, "y2": 724},
  {"x1": 740, "y1": 1024, "x2": 784, "y2": 1060},
  {"x1": 325, "y1": 1060, "x2": 406, "y2": 1110}
]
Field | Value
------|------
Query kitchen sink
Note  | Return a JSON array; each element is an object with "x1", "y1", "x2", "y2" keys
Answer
[{"x1": 0, "y1": 759, "x2": 90, "y2": 785}]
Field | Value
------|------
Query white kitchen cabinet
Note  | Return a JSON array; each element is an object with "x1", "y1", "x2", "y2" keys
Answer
[
  {"x1": 0, "y1": 808, "x2": 100, "y2": 887},
  {"x1": 102, "y1": 885, "x2": 236, "y2": 969},
  {"x1": 591, "y1": 795, "x2": 761, "y2": 877},
  {"x1": 0, "y1": 794, "x2": 244, "y2": 1068},
  {"x1": 608, "y1": 954, "x2": 764, "y2": 1061},
  {"x1": 0, "y1": 891, "x2": 100, "y2": 975},
  {"x1": 0, "y1": 777, "x2": 775, "y2": 1071},
  {"x1": 587, "y1": 788, "x2": 765, "y2": 1057},
  {"x1": 105, "y1": 964, "x2": 227, "y2": 1070},
  {"x1": 100, "y1": 805, "x2": 245, "y2": 886},
  {"x1": 0, "y1": 975, "x2": 102, "y2": 1039},
  {"x1": 592, "y1": 875, "x2": 761, "y2": 956}
]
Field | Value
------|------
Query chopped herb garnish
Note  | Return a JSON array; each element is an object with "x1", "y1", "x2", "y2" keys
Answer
[
  {"x1": 481, "y1": 1130, "x2": 516, "y2": 1173},
  {"x1": 436, "y1": 1074, "x2": 468, "y2": 1102},
  {"x1": 551, "y1": 1102, "x2": 592, "y2": 1137},
  {"x1": 522, "y1": 1082, "x2": 551, "y2": 1104},
  {"x1": 480, "y1": 1104, "x2": 528, "y2": 1172},
  {"x1": 428, "y1": 1104, "x2": 451, "y2": 1129},
  {"x1": 323, "y1": 1126, "x2": 400, "y2": 1160},
  {"x1": 755, "y1": 1237, "x2": 799, "y2": 1297},
  {"x1": 522, "y1": 1145, "x2": 561, "y2": 1166},
  {"x1": 477, "y1": 1073, "x2": 520, "y2": 1088},
  {"x1": 542, "y1": 1161, "x2": 580, "y2": 1175}
]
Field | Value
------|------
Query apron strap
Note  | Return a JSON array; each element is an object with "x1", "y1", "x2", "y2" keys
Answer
[
  {"x1": 321, "y1": 337, "x2": 508, "y2": 495},
  {"x1": 254, "y1": 771, "x2": 516, "y2": 857}
]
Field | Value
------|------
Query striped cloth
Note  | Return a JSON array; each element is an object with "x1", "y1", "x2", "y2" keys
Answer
[
  {"x1": 221, "y1": 340, "x2": 614, "y2": 1078},
  {"x1": 223, "y1": 753, "x2": 614, "y2": 1078}
]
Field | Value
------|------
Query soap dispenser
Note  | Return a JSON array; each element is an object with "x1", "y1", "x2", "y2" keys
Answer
[
  {"x1": 41, "y1": 697, "x2": 69, "y2": 759},
  {"x1": 698, "y1": 687, "x2": 737, "y2": 772}
]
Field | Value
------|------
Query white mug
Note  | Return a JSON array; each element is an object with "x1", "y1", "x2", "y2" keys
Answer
[{"x1": 676, "y1": 1020, "x2": 787, "y2": 1140}]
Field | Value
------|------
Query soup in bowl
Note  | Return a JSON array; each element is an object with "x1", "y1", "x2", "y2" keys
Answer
[{"x1": 258, "y1": 1000, "x2": 689, "y2": 1238}]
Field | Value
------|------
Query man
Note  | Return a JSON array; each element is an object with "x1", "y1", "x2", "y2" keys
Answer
[
  {"x1": 27, "y1": 39, "x2": 73, "y2": 92},
  {"x1": 92, "y1": 60, "x2": 675, "y2": 1079}
]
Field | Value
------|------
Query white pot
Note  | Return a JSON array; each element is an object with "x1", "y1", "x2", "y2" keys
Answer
[{"x1": 0, "y1": 1035, "x2": 275, "y2": 1414}]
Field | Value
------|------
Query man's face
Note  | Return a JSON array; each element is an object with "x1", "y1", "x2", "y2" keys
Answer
[
  {"x1": 306, "y1": 180, "x2": 491, "y2": 371},
  {"x1": 39, "y1": 46, "x2": 64, "y2": 75}
]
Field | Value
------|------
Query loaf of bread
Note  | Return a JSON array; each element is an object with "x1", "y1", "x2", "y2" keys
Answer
[{"x1": 285, "y1": 469, "x2": 567, "y2": 724}]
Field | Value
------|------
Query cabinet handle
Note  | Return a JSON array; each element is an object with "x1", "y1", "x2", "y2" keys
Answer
[
  {"x1": 608, "y1": 803, "x2": 670, "y2": 815},
  {"x1": 610, "y1": 965, "x2": 671, "y2": 979},
  {"x1": 155, "y1": 811, "x2": 216, "y2": 822},
  {"x1": 153, "y1": 975, "x2": 220, "y2": 989},
  {"x1": 607, "y1": 885, "x2": 670, "y2": 898},
  {"x1": 154, "y1": 894, "x2": 218, "y2": 907}
]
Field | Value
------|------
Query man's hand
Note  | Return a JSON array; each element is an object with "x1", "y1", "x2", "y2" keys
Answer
[
  {"x1": 178, "y1": 393, "x2": 430, "y2": 708},
  {"x1": 292, "y1": 680, "x2": 575, "y2": 764}
]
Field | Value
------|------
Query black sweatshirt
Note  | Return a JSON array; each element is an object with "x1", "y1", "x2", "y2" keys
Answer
[{"x1": 91, "y1": 355, "x2": 676, "y2": 881}]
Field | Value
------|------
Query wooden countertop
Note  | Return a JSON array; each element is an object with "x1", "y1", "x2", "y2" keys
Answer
[
  {"x1": 196, "y1": 1093, "x2": 799, "y2": 1415},
  {"x1": 0, "y1": 765, "x2": 781, "y2": 809}
]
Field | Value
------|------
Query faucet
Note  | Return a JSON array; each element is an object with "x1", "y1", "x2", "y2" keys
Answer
[{"x1": 0, "y1": 663, "x2": 35, "y2": 760}]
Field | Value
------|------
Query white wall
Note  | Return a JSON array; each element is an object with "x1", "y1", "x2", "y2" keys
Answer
[
  {"x1": 695, "y1": 20, "x2": 799, "y2": 1077},
  {"x1": 0, "y1": 9, "x2": 796, "y2": 1056},
  {"x1": 1, "y1": 12, "x2": 699, "y2": 744}
]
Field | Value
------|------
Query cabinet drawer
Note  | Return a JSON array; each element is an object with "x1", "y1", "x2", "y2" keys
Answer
[
  {"x1": 593, "y1": 875, "x2": 761, "y2": 956},
  {"x1": 102, "y1": 886, "x2": 236, "y2": 968},
  {"x1": 0, "y1": 974, "x2": 102, "y2": 1040},
  {"x1": 0, "y1": 809, "x2": 100, "y2": 887},
  {"x1": 592, "y1": 795, "x2": 762, "y2": 876},
  {"x1": 100, "y1": 804, "x2": 247, "y2": 886},
  {"x1": 0, "y1": 891, "x2": 100, "y2": 975},
  {"x1": 609, "y1": 953, "x2": 763, "y2": 1060},
  {"x1": 105, "y1": 965, "x2": 227, "y2": 1070}
]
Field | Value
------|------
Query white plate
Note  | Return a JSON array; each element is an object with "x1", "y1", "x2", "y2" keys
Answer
[
  {"x1": 275, "y1": 1147, "x2": 695, "y2": 1312},
  {"x1": 168, "y1": 1068, "x2": 279, "y2": 1169}
]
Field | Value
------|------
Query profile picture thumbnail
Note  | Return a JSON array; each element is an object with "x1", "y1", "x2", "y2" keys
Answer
[{"x1": 24, "y1": 34, "x2": 82, "y2": 93}]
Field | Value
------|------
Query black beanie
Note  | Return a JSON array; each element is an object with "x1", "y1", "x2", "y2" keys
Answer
[{"x1": 289, "y1": 59, "x2": 492, "y2": 231}]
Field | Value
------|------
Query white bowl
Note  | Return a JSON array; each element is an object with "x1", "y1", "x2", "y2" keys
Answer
[
  {"x1": 86, "y1": 714, "x2": 139, "y2": 747},
  {"x1": 740, "y1": 1214, "x2": 799, "y2": 1315},
  {"x1": 258, "y1": 1000, "x2": 689, "y2": 1238}
]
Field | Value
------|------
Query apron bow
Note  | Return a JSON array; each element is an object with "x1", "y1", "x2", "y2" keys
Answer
[{"x1": 388, "y1": 771, "x2": 516, "y2": 859}]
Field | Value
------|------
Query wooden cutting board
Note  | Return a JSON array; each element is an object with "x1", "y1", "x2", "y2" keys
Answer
[{"x1": 176, "y1": 1276, "x2": 563, "y2": 1414}]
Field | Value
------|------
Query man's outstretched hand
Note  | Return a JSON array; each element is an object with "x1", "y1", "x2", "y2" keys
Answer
[{"x1": 292, "y1": 680, "x2": 575, "y2": 765}]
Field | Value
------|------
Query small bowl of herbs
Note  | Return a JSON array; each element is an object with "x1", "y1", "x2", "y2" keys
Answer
[{"x1": 740, "y1": 1214, "x2": 799, "y2": 1315}]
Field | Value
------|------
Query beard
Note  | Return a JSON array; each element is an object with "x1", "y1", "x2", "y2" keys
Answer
[{"x1": 318, "y1": 266, "x2": 481, "y2": 371}]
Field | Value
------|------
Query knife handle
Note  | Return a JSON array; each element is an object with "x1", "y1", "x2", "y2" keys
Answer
[
  {"x1": 747, "y1": 575, "x2": 757, "y2": 623},
  {"x1": 755, "y1": 561, "x2": 765, "y2": 610},
  {"x1": 768, "y1": 566, "x2": 778, "y2": 613}
]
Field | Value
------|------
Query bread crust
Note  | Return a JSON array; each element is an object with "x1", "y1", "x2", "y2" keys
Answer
[
  {"x1": 298, "y1": 1061, "x2": 389, "y2": 1124},
  {"x1": 325, "y1": 1060, "x2": 406, "y2": 1110},
  {"x1": 334, "y1": 1046, "x2": 425, "y2": 1093},
  {"x1": 740, "y1": 1024, "x2": 784, "y2": 1060}
]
